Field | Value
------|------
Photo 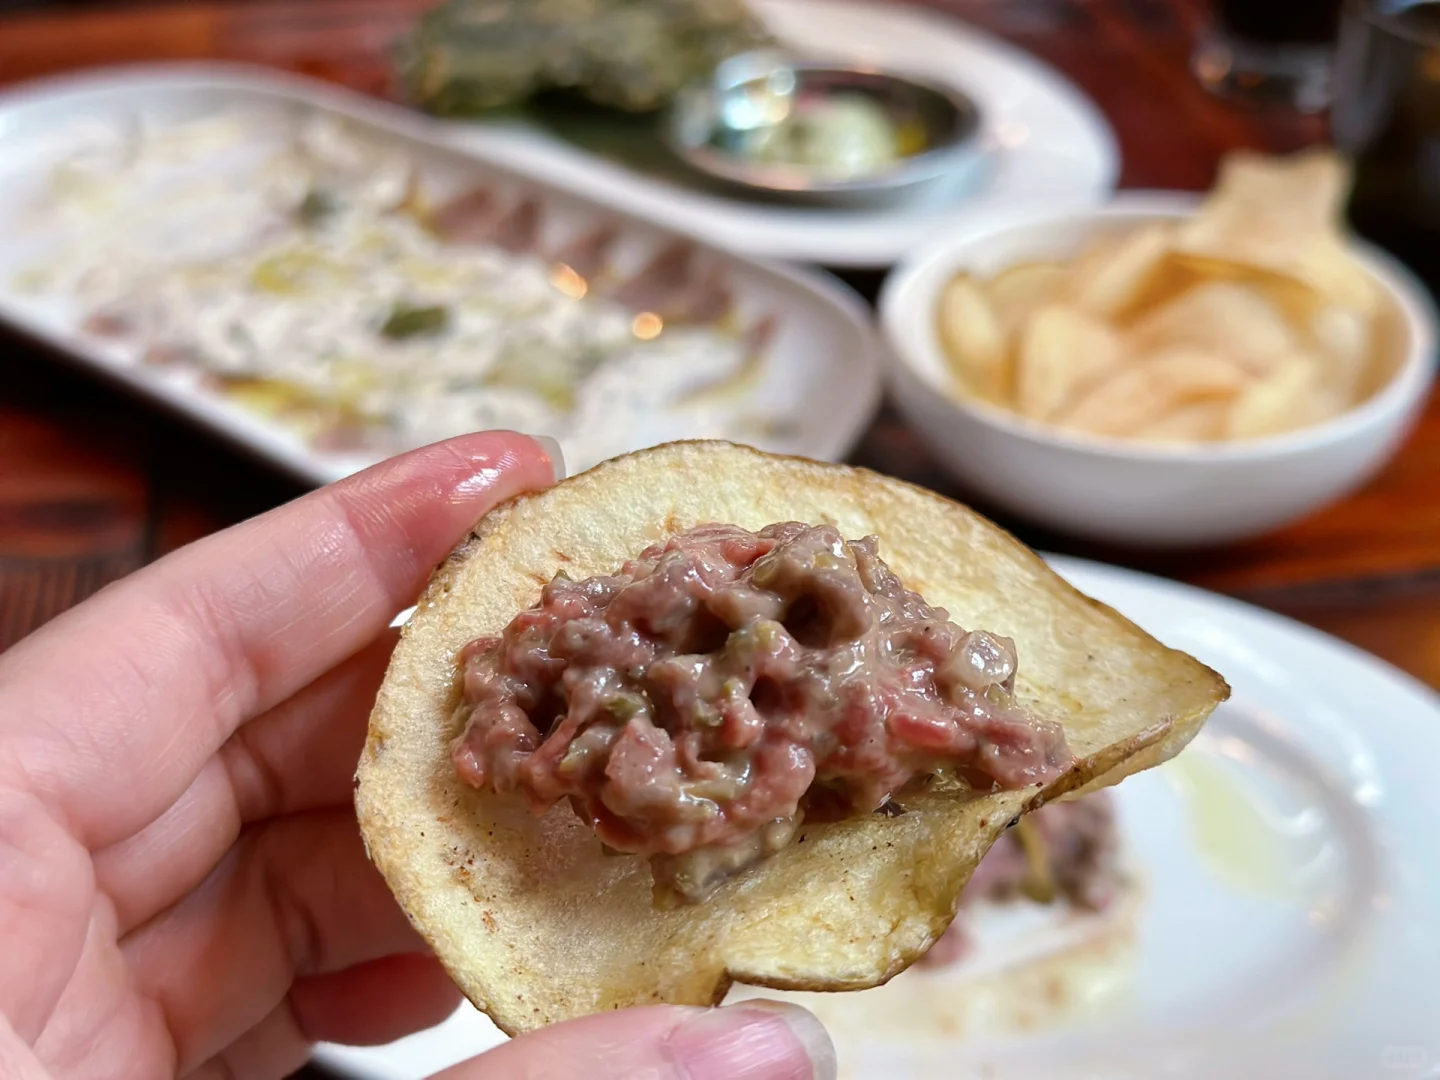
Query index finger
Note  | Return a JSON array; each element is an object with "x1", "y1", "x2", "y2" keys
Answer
[{"x1": 0, "y1": 432, "x2": 559, "y2": 849}]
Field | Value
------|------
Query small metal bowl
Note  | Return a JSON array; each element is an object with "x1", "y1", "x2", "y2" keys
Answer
[{"x1": 663, "y1": 50, "x2": 987, "y2": 205}]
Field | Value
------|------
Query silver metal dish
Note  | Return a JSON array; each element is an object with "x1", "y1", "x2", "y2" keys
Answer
[{"x1": 664, "y1": 50, "x2": 987, "y2": 205}]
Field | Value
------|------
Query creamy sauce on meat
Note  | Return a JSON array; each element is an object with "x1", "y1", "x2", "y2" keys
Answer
[{"x1": 452, "y1": 522, "x2": 1074, "y2": 902}]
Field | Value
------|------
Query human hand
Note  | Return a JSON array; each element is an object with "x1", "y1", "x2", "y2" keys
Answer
[{"x1": 0, "y1": 432, "x2": 834, "y2": 1080}]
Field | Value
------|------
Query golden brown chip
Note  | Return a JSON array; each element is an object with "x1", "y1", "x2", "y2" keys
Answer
[
  {"x1": 1015, "y1": 304, "x2": 1128, "y2": 421},
  {"x1": 937, "y1": 274, "x2": 1009, "y2": 401},
  {"x1": 1064, "y1": 224, "x2": 1172, "y2": 320},
  {"x1": 1225, "y1": 354, "x2": 1335, "y2": 440},
  {"x1": 1127, "y1": 280, "x2": 1298, "y2": 376},
  {"x1": 1308, "y1": 305, "x2": 1373, "y2": 405},
  {"x1": 1176, "y1": 150, "x2": 1377, "y2": 314},
  {"x1": 1056, "y1": 347, "x2": 1251, "y2": 437},
  {"x1": 1132, "y1": 252, "x2": 1328, "y2": 341},
  {"x1": 1296, "y1": 238, "x2": 1380, "y2": 314},
  {"x1": 987, "y1": 261, "x2": 1068, "y2": 335},
  {"x1": 1195, "y1": 150, "x2": 1348, "y2": 237},
  {"x1": 1132, "y1": 400, "x2": 1232, "y2": 443},
  {"x1": 355, "y1": 442, "x2": 1228, "y2": 1035}
]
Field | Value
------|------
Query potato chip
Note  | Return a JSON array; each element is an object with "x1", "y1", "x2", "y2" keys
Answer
[
  {"x1": 1163, "y1": 252, "x2": 1323, "y2": 318},
  {"x1": 1132, "y1": 400, "x2": 1231, "y2": 443},
  {"x1": 356, "y1": 442, "x2": 1228, "y2": 1034},
  {"x1": 1128, "y1": 280, "x2": 1297, "y2": 376},
  {"x1": 931, "y1": 148, "x2": 1388, "y2": 446},
  {"x1": 986, "y1": 261, "x2": 1067, "y2": 335},
  {"x1": 1056, "y1": 347, "x2": 1251, "y2": 437},
  {"x1": 1015, "y1": 305, "x2": 1127, "y2": 421},
  {"x1": 1196, "y1": 150, "x2": 1348, "y2": 238},
  {"x1": 1298, "y1": 237, "x2": 1381, "y2": 315},
  {"x1": 937, "y1": 274, "x2": 1008, "y2": 400},
  {"x1": 1225, "y1": 354, "x2": 1321, "y2": 440},
  {"x1": 1177, "y1": 150, "x2": 1377, "y2": 314},
  {"x1": 1309, "y1": 305, "x2": 1372, "y2": 405},
  {"x1": 1064, "y1": 224, "x2": 1172, "y2": 320},
  {"x1": 1117, "y1": 250, "x2": 1211, "y2": 318}
]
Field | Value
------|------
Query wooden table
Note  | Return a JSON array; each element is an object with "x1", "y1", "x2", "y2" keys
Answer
[{"x1": 1, "y1": 0, "x2": 1438, "y2": 682}]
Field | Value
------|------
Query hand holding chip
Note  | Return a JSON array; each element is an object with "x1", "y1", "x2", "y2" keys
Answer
[{"x1": 0, "y1": 432, "x2": 834, "y2": 1080}]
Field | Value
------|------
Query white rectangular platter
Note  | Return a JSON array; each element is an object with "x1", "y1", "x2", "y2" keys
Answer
[{"x1": 0, "y1": 64, "x2": 881, "y2": 485}]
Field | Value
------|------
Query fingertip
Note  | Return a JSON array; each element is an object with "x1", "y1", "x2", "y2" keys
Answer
[
  {"x1": 419, "y1": 430, "x2": 557, "y2": 503},
  {"x1": 330, "y1": 430, "x2": 557, "y2": 588},
  {"x1": 439, "y1": 1001, "x2": 835, "y2": 1080},
  {"x1": 525, "y1": 434, "x2": 567, "y2": 483},
  {"x1": 666, "y1": 1000, "x2": 836, "y2": 1080},
  {"x1": 722, "y1": 1000, "x2": 837, "y2": 1080}
]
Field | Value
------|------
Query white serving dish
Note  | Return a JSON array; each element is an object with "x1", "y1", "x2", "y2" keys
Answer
[
  {"x1": 0, "y1": 64, "x2": 881, "y2": 485},
  {"x1": 879, "y1": 193, "x2": 1438, "y2": 547},
  {"x1": 436, "y1": 0, "x2": 1120, "y2": 267}
]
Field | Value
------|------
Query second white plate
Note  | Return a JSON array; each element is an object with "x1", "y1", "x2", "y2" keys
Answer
[
  {"x1": 438, "y1": 0, "x2": 1120, "y2": 268},
  {"x1": 315, "y1": 556, "x2": 1440, "y2": 1080},
  {"x1": 0, "y1": 66, "x2": 881, "y2": 484}
]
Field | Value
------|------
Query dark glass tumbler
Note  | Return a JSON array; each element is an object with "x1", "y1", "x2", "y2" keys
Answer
[
  {"x1": 1193, "y1": 0, "x2": 1345, "y2": 111},
  {"x1": 1332, "y1": 0, "x2": 1440, "y2": 288}
]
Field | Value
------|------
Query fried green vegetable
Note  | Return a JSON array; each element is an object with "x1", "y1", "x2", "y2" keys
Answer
[
  {"x1": 380, "y1": 302, "x2": 451, "y2": 340},
  {"x1": 398, "y1": 0, "x2": 772, "y2": 114},
  {"x1": 297, "y1": 188, "x2": 337, "y2": 225}
]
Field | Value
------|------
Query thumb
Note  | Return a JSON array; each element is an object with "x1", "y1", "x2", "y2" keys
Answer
[{"x1": 437, "y1": 1000, "x2": 836, "y2": 1080}]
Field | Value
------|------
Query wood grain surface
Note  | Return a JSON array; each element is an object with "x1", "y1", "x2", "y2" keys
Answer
[{"x1": 0, "y1": 0, "x2": 1436, "y2": 688}]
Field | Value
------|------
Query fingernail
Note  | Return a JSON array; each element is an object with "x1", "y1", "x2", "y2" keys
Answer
[
  {"x1": 527, "y1": 435, "x2": 566, "y2": 483},
  {"x1": 666, "y1": 1000, "x2": 837, "y2": 1080}
]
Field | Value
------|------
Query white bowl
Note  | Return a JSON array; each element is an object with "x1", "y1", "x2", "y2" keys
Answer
[{"x1": 879, "y1": 192, "x2": 1438, "y2": 547}]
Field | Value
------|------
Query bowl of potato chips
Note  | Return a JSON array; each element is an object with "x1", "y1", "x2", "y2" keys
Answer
[{"x1": 880, "y1": 151, "x2": 1436, "y2": 546}]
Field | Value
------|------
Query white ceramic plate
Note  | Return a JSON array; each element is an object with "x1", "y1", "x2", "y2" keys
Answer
[
  {"x1": 0, "y1": 66, "x2": 880, "y2": 484},
  {"x1": 314, "y1": 556, "x2": 1440, "y2": 1080},
  {"x1": 437, "y1": 0, "x2": 1120, "y2": 267}
]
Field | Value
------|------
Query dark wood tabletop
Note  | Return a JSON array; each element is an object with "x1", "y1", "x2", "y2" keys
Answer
[{"x1": 3, "y1": 0, "x2": 1437, "y2": 688}]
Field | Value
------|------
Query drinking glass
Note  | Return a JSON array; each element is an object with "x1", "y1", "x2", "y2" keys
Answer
[
  {"x1": 1193, "y1": 0, "x2": 1345, "y2": 112},
  {"x1": 1332, "y1": 0, "x2": 1440, "y2": 288}
]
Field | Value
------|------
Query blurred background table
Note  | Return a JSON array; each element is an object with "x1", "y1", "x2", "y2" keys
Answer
[{"x1": 2, "y1": 0, "x2": 1438, "y2": 691}]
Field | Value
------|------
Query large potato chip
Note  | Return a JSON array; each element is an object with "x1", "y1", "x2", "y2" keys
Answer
[
  {"x1": 1176, "y1": 150, "x2": 1377, "y2": 314},
  {"x1": 1015, "y1": 304, "x2": 1127, "y2": 420},
  {"x1": 1128, "y1": 280, "x2": 1298, "y2": 376},
  {"x1": 986, "y1": 261, "x2": 1068, "y2": 335},
  {"x1": 1057, "y1": 347, "x2": 1251, "y2": 437},
  {"x1": 1196, "y1": 150, "x2": 1347, "y2": 237},
  {"x1": 938, "y1": 274, "x2": 1009, "y2": 400},
  {"x1": 356, "y1": 442, "x2": 1227, "y2": 1034},
  {"x1": 1064, "y1": 225, "x2": 1172, "y2": 320}
]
